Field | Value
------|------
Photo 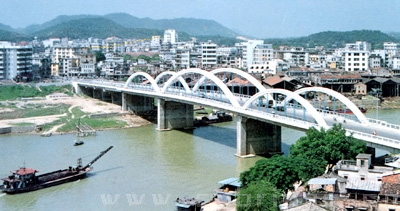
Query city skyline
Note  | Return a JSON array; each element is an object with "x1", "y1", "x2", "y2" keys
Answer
[{"x1": 2, "y1": 0, "x2": 400, "y2": 39}]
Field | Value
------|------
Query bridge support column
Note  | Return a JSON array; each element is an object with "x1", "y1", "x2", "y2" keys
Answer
[
  {"x1": 122, "y1": 93, "x2": 155, "y2": 114},
  {"x1": 236, "y1": 115, "x2": 281, "y2": 157},
  {"x1": 157, "y1": 99, "x2": 193, "y2": 130}
]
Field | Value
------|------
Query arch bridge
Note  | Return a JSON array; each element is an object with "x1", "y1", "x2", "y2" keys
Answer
[{"x1": 73, "y1": 68, "x2": 400, "y2": 157}]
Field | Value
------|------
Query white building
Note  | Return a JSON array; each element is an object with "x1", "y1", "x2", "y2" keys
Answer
[
  {"x1": 235, "y1": 40, "x2": 264, "y2": 69},
  {"x1": 369, "y1": 54, "x2": 382, "y2": 69},
  {"x1": 248, "y1": 59, "x2": 288, "y2": 74},
  {"x1": 383, "y1": 42, "x2": 400, "y2": 68},
  {"x1": 336, "y1": 154, "x2": 392, "y2": 183},
  {"x1": 175, "y1": 47, "x2": 190, "y2": 69},
  {"x1": 345, "y1": 41, "x2": 371, "y2": 52},
  {"x1": 252, "y1": 44, "x2": 274, "y2": 64},
  {"x1": 279, "y1": 47, "x2": 309, "y2": 67},
  {"x1": 344, "y1": 51, "x2": 369, "y2": 71},
  {"x1": 151, "y1": 36, "x2": 161, "y2": 51},
  {"x1": 200, "y1": 41, "x2": 217, "y2": 68},
  {"x1": 163, "y1": 29, "x2": 178, "y2": 44},
  {"x1": 50, "y1": 45, "x2": 90, "y2": 76},
  {"x1": 0, "y1": 42, "x2": 33, "y2": 80},
  {"x1": 393, "y1": 56, "x2": 400, "y2": 70}
]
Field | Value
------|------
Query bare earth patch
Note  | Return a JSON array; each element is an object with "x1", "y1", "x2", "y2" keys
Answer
[{"x1": 0, "y1": 95, "x2": 152, "y2": 133}]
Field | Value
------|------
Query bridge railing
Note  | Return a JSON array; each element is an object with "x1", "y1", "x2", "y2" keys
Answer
[
  {"x1": 346, "y1": 129, "x2": 400, "y2": 148},
  {"x1": 367, "y1": 118, "x2": 400, "y2": 131},
  {"x1": 280, "y1": 103, "x2": 360, "y2": 123},
  {"x1": 247, "y1": 107, "x2": 319, "y2": 128}
]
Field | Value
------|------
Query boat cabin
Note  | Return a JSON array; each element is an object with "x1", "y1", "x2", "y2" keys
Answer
[
  {"x1": 215, "y1": 177, "x2": 241, "y2": 202},
  {"x1": 2, "y1": 167, "x2": 38, "y2": 190}
]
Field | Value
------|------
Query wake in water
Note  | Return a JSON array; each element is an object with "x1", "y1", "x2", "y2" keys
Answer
[
  {"x1": 0, "y1": 193, "x2": 6, "y2": 198},
  {"x1": 74, "y1": 179, "x2": 81, "y2": 183}
]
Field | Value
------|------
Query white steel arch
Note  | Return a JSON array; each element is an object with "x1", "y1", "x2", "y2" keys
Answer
[
  {"x1": 208, "y1": 67, "x2": 275, "y2": 102},
  {"x1": 243, "y1": 89, "x2": 329, "y2": 128},
  {"x1": 193, "y1": 67, "x2": 267, "y2": 92},
  {"x1": 124, "y1": 72, "x2": 160, "y2": 93},
  {"x1": 154, "y1": 71, "x2": 190, "y2": 92},
  {"x1": 161, "y1": 69, "x2": 241, "y2": 108},
  {"x1": 294, "y1": 87, "x2": 369, "y2": 125}
]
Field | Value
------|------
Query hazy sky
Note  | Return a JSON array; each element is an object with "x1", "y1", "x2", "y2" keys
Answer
[{"x1": 2, "y1": 0, "x2": 400, "y2": 38}]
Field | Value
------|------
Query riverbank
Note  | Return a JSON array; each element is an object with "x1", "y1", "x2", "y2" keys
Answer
[
  {"x1": 1, "y1": 93, "x2": 400, "y2": 136},
  {"x1": 0, "y1": 94, "x2": 153, "y2": 135}
]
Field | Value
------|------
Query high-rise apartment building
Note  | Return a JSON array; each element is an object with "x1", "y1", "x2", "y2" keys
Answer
[
  {"x1": 0, "y1": 42, "x2": 32, "y2": 80},
  {"x1": 163, "y1": 29, "x2": 178, "y2": 44},
  {"x1": 200, "y1": 41, "x2": 217, "y2": 68}
]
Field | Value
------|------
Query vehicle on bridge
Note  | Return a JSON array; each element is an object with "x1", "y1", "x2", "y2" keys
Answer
[{"x1": 194, "y1": 111, "x2": 233, "y2": 127}]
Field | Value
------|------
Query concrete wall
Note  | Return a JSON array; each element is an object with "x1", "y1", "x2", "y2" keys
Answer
[
  {"x1": 157, "y1": 99, "x2": 193, "y2": 130},
  {"x1": 0, "y1": 125, "x2": 35, "y2": 134},
  {"x1": 122, "y1": 93, "x2": 155, "y2": 114},
  {"x1": 236, "y1": 115, "x2": 282, "y2": 156},
  {"x1": 0, "y1": 127, "x2": 12, "y2": 134}
]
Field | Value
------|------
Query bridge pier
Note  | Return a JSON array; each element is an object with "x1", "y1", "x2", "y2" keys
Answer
[
  {"x1": 157, "y1": 99, "x2": 193, "y2": 130},
  {"x1": 236, "y1": 115, "x2": 282, "y2": 157},
  {"x1": 122, "y1": 93, "x2": 155, "y2": 114}
]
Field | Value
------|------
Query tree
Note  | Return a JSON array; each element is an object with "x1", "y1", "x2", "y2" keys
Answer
[
  {"x1": 94, "y1": 51, "x2": 106, "y2": 62},
  {"x1": 240, "y1": 155, "x2": 301, "y2": 193},
  {"x1": 123, "y1": 54, "x2": 133, "y2": 62},
  {"x1": 236, "y1": 180, "x2": 281, "y2": 211},
  {"x1": 289, "y1": 124, "x2": 366, "y2": 171}
]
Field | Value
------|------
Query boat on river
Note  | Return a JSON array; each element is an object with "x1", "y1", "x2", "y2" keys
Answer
[
  {"x1": 74, "y1": 140, "x2": 84, "y2": 146},
  {"x1": 0, "y1": 146, "x2": 113, "y2": 194}
]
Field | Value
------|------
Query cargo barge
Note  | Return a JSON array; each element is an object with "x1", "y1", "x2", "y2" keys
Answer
[{"x1": 0, "y1": 146, "x2": 113, "y2": 194}]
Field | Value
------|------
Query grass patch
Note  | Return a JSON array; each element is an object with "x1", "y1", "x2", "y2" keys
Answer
[
  {"x1": 82, "y1": 117, "x2": 128, "y2": 129},
  {"x1": 44, "y1": 114, "x2": 128, "y2": 133},
  {"x1": 0, "y1": 104, "x2": 71, "y2": 120},
  {"x1": 71, "y1": 106, "x2": 86, "y2": 117},
  {"x1": 0, "y1": 84, "x2": 73, "y2": 101}
]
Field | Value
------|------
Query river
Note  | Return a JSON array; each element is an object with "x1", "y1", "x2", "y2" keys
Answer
[{"x1": 0, "y1": 108, "x2": 399, "y2": 211}]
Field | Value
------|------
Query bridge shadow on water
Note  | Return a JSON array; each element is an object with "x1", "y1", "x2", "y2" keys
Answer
[
  {"x1": 178, "y1": 122, "x2": 297, "y2": 157},
  {"x1": 180, "y1": 123, "x2": 237, "y2": 148}
]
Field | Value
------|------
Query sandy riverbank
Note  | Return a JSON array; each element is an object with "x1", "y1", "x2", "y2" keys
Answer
[{"x1": 0, "y1": 94, "x2": 153, "y2": 135}]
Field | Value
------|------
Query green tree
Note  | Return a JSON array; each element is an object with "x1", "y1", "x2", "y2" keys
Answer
[
  {"x1": 150, "y1": 54, "x2": 160, "y2": 61},
  {"x1": 240, "y1": 155, "x2": 301, "y2": 193},
  {"x1": 236, "y1": 180, "x2": 281, "y2": 211},
  {"x1": 123, "y1": 54, "x2": 133, "y2": 62},
  {"x1": 289, "y1": 124, "x2": 366, "y2": 171},
  {"x1": 95, "y1": 51, "x2": 106, "y2": 62}
]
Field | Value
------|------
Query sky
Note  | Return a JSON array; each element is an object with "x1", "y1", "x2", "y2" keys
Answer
[{"x1": 1, "y1": 0, "x2": 400, "y2": 38}]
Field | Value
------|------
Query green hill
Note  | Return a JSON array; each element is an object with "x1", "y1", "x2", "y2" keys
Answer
[
  {"x1": 21, "y1": 15, "x2": 100, "y2": 35},
  {"x1": 265, "y1": 30, "x2": 399, "y2": 49},
  {"x1": 0, "y1": 29, "x2": 28, "y2": 42},
  {"x1": 31, "y1": 17, "x2": 165, "y2": 39},
  {"x1": 104, "y1": 13, "x2": 238, "y2": 37}
]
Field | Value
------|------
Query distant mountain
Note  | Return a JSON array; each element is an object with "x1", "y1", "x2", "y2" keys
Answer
[
  {"x1": 387, "y1": 32, "x2": 400, "y2": 40},
  {"x1": 103, "y1": 13, "x2": 238, "y2": 37},
  {"x1": 0, "y1": 29, "x2": 28, "y2": 42},
  {"x1": 0, "y1": 13, "x2": 238, "y2": 41},
  {"x1": 32, "y1": 17, "x2": 165, "y2": 39},
  {"x1": 20, "y1": 14, "x2": 101, "y2": 34},
  {"x1": 265, "y1": 30, "x2": 399, "y2": 49},
  {"x1": 0, "y1": 23, "x2": 15, "y2": 32}
]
